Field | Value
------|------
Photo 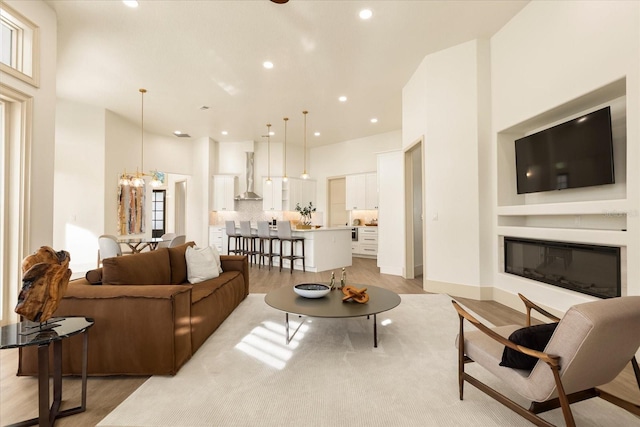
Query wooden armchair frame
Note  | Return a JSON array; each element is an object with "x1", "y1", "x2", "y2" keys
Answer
[{"x1": 452, "y1": 293, "x2": 640, "y2": 427}]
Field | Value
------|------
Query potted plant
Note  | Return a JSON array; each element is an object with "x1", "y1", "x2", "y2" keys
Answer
[{"x1": 295, "y1": 202, "x2": 316, "y2": 229}]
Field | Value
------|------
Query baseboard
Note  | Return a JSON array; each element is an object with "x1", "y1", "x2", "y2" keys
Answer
[
  {"x1": 379, "y1": 265, "x2": 404, "y2": 276},
  {"x1": 491, "y1": 287, "x2": 564, "y2": 322}
]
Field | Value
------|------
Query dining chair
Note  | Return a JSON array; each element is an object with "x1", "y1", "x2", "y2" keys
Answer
[
  {"x1": 156, "y1": 233, "x2": 176, "y2": 249},
  {"x1": 169, "y1": 234, "x2": 186, "y2": 247},
  {"x1": 452, "y1": 293, "x2": 640, "y2": 427},
  {"x1": 277, "y1": 221, "x2": 305, "y2": 274},
  {"x1": 225, "y1": 221, "x2": 242, "y2": 255},
  {"x1": 257, "y1": 221, "x2": 279, "y2": 270},
  {"x1": 97, "y1": 234, "x2": 122, "y2": 267}
]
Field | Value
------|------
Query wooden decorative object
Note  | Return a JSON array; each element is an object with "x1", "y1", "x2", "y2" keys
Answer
[
  {"x1": 341, "y1": 285, "x2": 370, "y2": 304},
  {"x1": 15, "y1": 247, "x2": 72, "y2": 322}
]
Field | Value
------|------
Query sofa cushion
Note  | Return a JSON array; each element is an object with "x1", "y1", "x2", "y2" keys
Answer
[
  {"x1": 102, "y1": 248, "x2": 171, "y2": 285},
  {"x1": 500, "y1": 322, "x2": 558, "y2": 370},
  {"x1": 168, "y1": 241, "x2": 195, "y2": 284},
  {"x1": 191, "y1": 271, "x2": 242, "y2": 304},
  {"x1": 186, "y1": 246, "x2": 219, "y2": 284}
]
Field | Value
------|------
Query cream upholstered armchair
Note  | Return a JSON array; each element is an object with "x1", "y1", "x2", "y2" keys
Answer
[{"x1": 452, "y1": 294, "x2": 640, "y2": 427}]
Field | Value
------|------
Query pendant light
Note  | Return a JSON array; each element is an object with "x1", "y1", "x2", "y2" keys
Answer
[
  {"x1": 131, "y1": 88, "x2": 147, "y2": 188},
  {"x1": 118, "y1": 88, "x2": 162, "y2": 188},
  {"x1": 265, "y1": 123, "x2": 272, "y2": 184},
  {"x1": 300, "y1": 110, "x2": 309, "y2": 179},
  {"x1": 282, "y1": 117, "x2": 289, "y2": 182}
]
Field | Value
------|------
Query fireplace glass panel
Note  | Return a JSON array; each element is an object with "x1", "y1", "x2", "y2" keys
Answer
[{"x1": 504, "y1": 237, "x2": 620, "y2": 299}]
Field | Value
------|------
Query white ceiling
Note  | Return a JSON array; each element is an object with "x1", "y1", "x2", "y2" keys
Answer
[{"x1": 47, "y1": 0, "x2": 528, "y2": 147}]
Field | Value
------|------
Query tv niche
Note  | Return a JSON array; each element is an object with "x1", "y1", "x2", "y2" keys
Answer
[
  {"x1": 504, "y1": 237, "x2": 621, "y2": 299},
  {"x1": 515, "y1": 106, "x2": 615, "y2": 194}
]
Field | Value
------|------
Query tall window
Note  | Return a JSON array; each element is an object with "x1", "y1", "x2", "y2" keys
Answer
[{"x1": 152, "y1": 190, "x2": 166, "y2": 238}]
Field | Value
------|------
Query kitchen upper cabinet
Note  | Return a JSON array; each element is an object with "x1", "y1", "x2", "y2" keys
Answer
[
  {"x1": 285, "y1": 178, "x2": 316, "y2": 211},
  {"x1": 346, "y1": 172, "x2": 377, "y2": 210},
  {"x1": 365, "y1": 172, "x2": 378, "y2": 209},
  {"x1": 211, "y1": 175, "x2": 237, "y2": 211},
  {"x1": 262, "y1": 177, "x2": 283, "y2": 211}
]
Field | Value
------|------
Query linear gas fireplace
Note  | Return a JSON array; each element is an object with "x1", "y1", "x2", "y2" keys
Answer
[{"x1": 504, "y1": 237, "x2": 621, "y2": 299}]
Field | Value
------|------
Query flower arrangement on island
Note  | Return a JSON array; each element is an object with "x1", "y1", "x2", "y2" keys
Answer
[{"x1": 295, "y1": 202, "x2": 316, "y2": 226}]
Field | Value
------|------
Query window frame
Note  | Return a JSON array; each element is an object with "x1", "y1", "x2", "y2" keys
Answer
[{"x1": 0, "y1": 2, "x2": 40, "y2": 88}]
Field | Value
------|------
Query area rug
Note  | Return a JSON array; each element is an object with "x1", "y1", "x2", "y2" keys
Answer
[{"x1": 98, "y1": 294, "x2": 637, "y2": 426}]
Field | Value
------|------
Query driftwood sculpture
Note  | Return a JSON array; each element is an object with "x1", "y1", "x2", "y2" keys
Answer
[
  {"x1": 342, "y1": 285, "x2": 370, "y2": 304},
  {"x1": 15, "y1": 246, "x2": 72, "y2": 322}
]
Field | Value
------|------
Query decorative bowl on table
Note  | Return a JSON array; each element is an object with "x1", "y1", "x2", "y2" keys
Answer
[{"x1": 293, "y1": 283, "x2": 331, "y2": 298}]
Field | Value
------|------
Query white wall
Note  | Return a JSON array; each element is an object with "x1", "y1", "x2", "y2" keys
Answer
[
  {"x1": 491, "y1": 0, "x2": 640, "y2": 312},
  {"x1": 310, "y1": 130, "x2": 402, "y2": 216},
  {"x1": 53, "y1": 99, "x2": 105, "y2": 272},
  {"x1": 3, "y1": 0, "x2": 57, "y2": 252},
  {"x1": 402, "y1": 40, "x2": 487, "y2": 296},
  {"x1": 377, "y1": 150, "x2": 405, "y2": 275}
]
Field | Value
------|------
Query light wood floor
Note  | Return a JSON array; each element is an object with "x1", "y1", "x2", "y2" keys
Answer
[{"x1": 1, "y1": 257, "x2": 637, "y2": 426}]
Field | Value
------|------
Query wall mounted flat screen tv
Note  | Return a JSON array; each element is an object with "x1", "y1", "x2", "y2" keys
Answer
[{"x1": 515, "y1": 106, "x2": 615, "y2": 194}]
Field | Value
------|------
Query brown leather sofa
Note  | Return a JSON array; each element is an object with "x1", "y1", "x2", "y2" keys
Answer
[{"x1": 18, "y1": 242, "x2": 248, "y2": 376}]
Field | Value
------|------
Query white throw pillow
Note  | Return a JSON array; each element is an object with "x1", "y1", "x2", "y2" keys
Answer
[
  {"x1": 210, "y1": 244, "x2": 223, "y2": 273},
  {"x1": 185, "y1": 246, "x2": 219, "y2": 284}
]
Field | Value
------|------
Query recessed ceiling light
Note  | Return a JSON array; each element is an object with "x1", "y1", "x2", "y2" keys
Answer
[
  {"x1": 269, "y1": 131, "x2": 275, "y2": 136},
  {"x1": 123, "y1": 1, "x2": 139, "y2": 8},
  {"x1": 174, "y1": 130, "x2": 183, "y2": 135},
  {"x1": 263, "y1": 61, "x2": 274, "y2": 69},
  {"x1": 338, "y1": 95, "x2": 347, "y2": 102},
  {"x1": 359, "y1": 9, "x2": 373, "y2": 20},
  {"x1": 370, "y1": 118, "x2": 378, "y2": 123},
  {"x1": 314, "y1": 132, "x2": 320, "y2": 136},
  {"x1": 221, "y1": 131, "x2": 228, "y2": 135}
]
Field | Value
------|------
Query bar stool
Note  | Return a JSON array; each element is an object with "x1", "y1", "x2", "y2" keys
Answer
[
  {"x1": 277, "y1": 221, "x2": 305, "y2": 274},
  {"x1": 239, "y1": 221, "x2": 259, "y2": 264},
  {"x1": 257, "y1": 221, "x2": 279, "y2": 270},
  {"x1": 225, "y1": 221, "x2": 242, "y2": 255}
]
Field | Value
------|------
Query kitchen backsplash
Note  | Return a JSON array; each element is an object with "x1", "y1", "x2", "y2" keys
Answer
[{"x1": 209, "y1": 201, "x2": 319, "y2": 226}]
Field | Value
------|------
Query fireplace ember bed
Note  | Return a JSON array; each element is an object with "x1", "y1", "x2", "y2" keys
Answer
[{"x1": 504, "y1": 237, "x2": 621, "y2": 299}]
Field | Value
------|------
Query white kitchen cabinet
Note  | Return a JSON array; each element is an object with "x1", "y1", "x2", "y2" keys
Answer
[
  {"x1": 211, "y1": 175, "x2": 237, "y2": 211},
  {"x1": 353, "y1": 226, "x2": 378, "y2": 258},
  {"x1": 346, "y1": 172, "x2": 377, "y2": 210},
  {"x1": 284, "y1": 178, "x2": 316, "y2": 211},
  {"x1": 262, "y1": 177, "x2": 283, "y2": 211},
  {"x1": 208, "y1": 226, "x2": 224, "y2": 253},
  {"x1": 365, "y1": 172, "x2": 378, "y2": 209}
]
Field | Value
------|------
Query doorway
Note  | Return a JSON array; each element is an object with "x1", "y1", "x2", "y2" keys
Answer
[
  {"x1": 404, "y1": 139, "x2": 424, "y2": 279},
  {"x1": 174, "y1": 181, "x2": 186, "y2": 235},
  {"x1": 328, "y1": 177, "x2": 348, "y2": 227}
]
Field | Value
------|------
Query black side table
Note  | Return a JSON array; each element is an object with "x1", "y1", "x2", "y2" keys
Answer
[{"x1": 0, "y1": 317, "x2": 94, "y2": 427}]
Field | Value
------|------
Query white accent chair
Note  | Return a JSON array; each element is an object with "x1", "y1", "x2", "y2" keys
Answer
[
  {"x1": 156, "y1": 233, "x2": 176, "y2": 249},
  {"x1": 452, "y1": 293, "x2": 640, "y2": 427},
  {"x1": 97, "y1": 234, "x2": 123, "y2": 267},
  {"x1": 169, "y1": 234, "x2": 186, "y2": 247}
]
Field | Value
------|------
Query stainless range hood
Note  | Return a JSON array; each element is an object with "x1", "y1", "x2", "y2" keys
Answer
[{"x1": 235, "y1": 152, "x2": 262, "y2": 200}]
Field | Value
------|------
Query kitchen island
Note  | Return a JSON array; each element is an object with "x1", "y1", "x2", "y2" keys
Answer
[
  {"x1": 209, "y1": 225, "x2": 352, "y2": 273},
  {"x1": 286, "y1": 227, "x2": 352, "y2": 272}
]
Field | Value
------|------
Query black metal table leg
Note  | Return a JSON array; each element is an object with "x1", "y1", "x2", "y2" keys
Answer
[{"x1": 374, "y1": 313, "x2": 378, "y2": 348}]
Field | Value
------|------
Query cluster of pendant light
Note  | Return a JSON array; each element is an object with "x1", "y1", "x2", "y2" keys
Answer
[
  {"x1": 118, "y1": 88, "x2": 162, "y2": 188},
  {"x1": 264, "y1": 110, "x2": 310, "y2": 185}
]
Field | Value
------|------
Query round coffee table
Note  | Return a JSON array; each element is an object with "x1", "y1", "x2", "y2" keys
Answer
[{"x1": 265, "y1": 284, "x2": 401, "y2": 348}]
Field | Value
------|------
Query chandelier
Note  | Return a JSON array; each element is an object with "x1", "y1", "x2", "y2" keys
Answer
[{"x1": 119, "y1": 88, "x2": 162, "y2": 188}]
